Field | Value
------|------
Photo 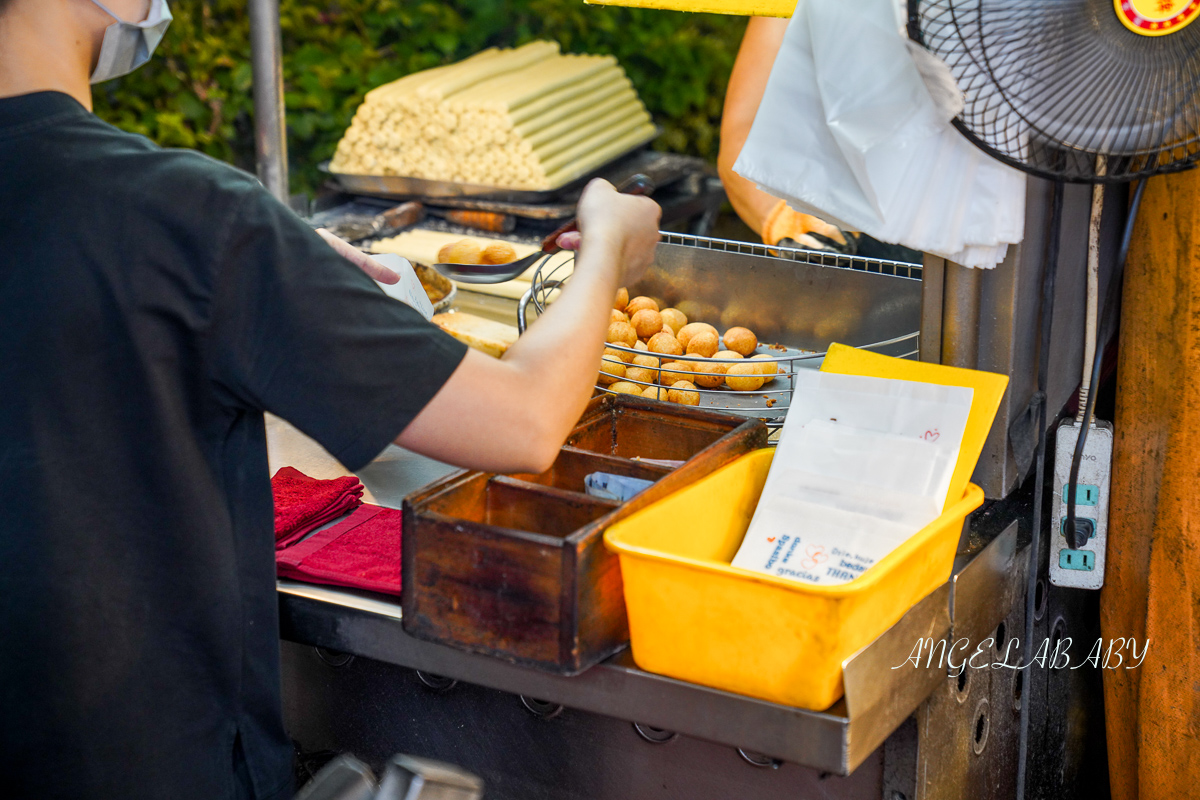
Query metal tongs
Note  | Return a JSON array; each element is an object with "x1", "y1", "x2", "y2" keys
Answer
[{"x1": 432, "y1": 174, "x2": 655, "y2": 284}]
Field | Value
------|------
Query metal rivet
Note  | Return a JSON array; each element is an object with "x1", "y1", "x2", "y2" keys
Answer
[
  {"x1": 738, "y1": 749, "x2": 783, "y2": 769},
  {"x1": 520, "y1": 696, "x2": 564, "y2": 720},
  {"x1": 633, "y1": 722, "x2": 678, "y2": 744}
]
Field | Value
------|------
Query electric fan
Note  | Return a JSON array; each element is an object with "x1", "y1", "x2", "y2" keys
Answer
[
  {"x1": 909, "y1": 0, "x2": 1200, "y2": 183},
  {"x1": 907, "y1": 3, "x2": 1200, "y2": 795}
]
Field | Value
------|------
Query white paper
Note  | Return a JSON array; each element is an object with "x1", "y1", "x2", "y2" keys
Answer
[
  {"x1": 371, "y1": 253, "x2": 435, "y2": 320},
  {"x1": 732, "y1": 0, "x2": 1027, "y2": 269},
  {"x1": 732, "y1": 372, "x2": 974, "y2": 585},
  {"x1": 784, "y1": 371, "x2": 974, "y2": 493}
]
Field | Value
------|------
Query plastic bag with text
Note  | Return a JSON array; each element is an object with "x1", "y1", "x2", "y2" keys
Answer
[{"x1": 731, "y1": 371, "x2": 974, "y2": 585}]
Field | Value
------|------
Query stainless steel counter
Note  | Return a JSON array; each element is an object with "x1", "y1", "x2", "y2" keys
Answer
[{"x1": 270, "y1": 418, "x2": 1028, "y2": 785}]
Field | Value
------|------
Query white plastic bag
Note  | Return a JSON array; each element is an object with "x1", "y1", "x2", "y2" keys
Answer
[{"x1": 733, "y1": 0, "x2": 1026, "y2": 269}]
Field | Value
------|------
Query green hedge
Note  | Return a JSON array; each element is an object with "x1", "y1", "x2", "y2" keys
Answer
[{"x1": 92, "y1": 1, "x2": 746, "y2": 196}]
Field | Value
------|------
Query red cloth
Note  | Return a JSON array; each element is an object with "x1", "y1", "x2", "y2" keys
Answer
[
  {"x1": 275, "y1": 504, "x2": 402, "y2": 596},
  {"x1": 271, "y1": 467, "x2": 363, "y2": 550}
]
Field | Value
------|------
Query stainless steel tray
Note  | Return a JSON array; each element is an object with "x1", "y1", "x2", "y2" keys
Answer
[{"x1": 320, "y1": 128, "x2": 658, "y2": 203}]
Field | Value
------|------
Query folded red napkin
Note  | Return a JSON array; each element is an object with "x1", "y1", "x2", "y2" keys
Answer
[
  {"x1": 271, "y1": 467, "x2": 364, "y2": 550},
  {"x1": 275, "y1": 504, "x2": 402, "y2": 596}
]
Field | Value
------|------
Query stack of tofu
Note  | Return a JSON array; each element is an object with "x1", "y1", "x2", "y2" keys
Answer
[{"x1": 330, "y1": 42, "x2": 655, "y2": 189}]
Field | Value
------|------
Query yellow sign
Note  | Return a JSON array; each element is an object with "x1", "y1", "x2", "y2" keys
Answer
[
  {"x1": 1114, "y1": 0, "x2": 1200, "y2": 35},
  {"x1": 585, "y1": 0, "x2": 796, "y2": 17}
]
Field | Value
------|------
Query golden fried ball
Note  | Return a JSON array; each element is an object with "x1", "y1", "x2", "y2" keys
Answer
[
  {"x1": 668, "y1": 381, "x2": 701, "y2": 406},
  {"x1": 641, "y1": 386, "x2": 670, "y2": 402},
  {"x1": 710, "y1": 350, "x2": 739, "y2": 369},
  {"x1": 625, "y1": 296, "x2": 659, "y2": 316},
  {"x1": 631, "y1": 354, "x2": 661, "y2": 370},
  {"x1": 691, "y1": 360, "x2": 726, "y2": 389},
  {"x1": 480, "y1": 242, "x2": 517, "y2": 265},
  {"x1": 677, "y1": 322, "x2": 719, "y2": 349},
  {"x1": 437, "y1": 240, "x2": 483, "y2": 265},
  {"x1": 725, "y1": 362, "x2": 765, "y2": 391},
  {"x1": 614, "y1": 287, "x2": 630, "y2": 311},
  {"x1": 659, "y1": 360, "x2": 695, "y2": 385},
  {"x1": 647, "y1": 332, "x2": 683, "y2": 358},
  {"x1": 608, "y1": 381, "x2": 643, "y2": 396},
  {"x1": 625, "y1": 366, "x2": 658, "y2": 386},
  {"x1": 611, "y1": 308, "x2": 629, "y2": 324},
  {"x1": 606, "y1": 321, "x2": 637, "y2": 347},
  {"x1": 598, "y1": 359, "x2": 626, "y2": 386},
  {"x1": 686, "y1": 331, "x2": 720, "y2": 358},
  {"x1": 630, "y1": 308, "x2": 664, "y2": 341},
  {"x1": 723, "y1": 327, "x2": 758, "y2": 357},
  {"x1": 750, "y1": 353, "x2": 780, "y2": 381},
  {"x1": 634, "y1": 340, "x2": 648, "y2": 352},
  {"x1": 660, "y1": 308, "x2": 688, "y2": 334},
  {"x1": 604, "y1": 346, "x2": 634, "y2": 364}
]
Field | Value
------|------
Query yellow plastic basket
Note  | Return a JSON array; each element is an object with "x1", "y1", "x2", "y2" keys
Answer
[
  {"x1": 605, "y1": 450, "x2": 983, "y2": 710},
  {"x1": 603, "y1": 345, "x2": 1007, "y2": 710}
]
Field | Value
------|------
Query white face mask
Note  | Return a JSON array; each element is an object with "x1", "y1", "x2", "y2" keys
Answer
[{"x1": 89, "y1": 0, "x2": 173, "y2": 84}]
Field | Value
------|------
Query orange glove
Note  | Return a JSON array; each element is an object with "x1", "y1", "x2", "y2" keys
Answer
[{"x1": 761, "y1": 199, "x2": 849, "y2": 250}]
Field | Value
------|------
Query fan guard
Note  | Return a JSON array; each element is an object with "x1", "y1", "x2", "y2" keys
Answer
[{"x1": 909, "y1": 0, "x2": 1200, "y2": 183}]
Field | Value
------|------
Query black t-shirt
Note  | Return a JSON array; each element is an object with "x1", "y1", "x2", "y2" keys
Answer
[{"x1": 0, "y1": 92, "x2": 468, "y2": 799}]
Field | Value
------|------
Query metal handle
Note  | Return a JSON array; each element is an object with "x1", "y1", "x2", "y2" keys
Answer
[{"x1": 517, "y1": 279, "x2": 565, "y2": 334}]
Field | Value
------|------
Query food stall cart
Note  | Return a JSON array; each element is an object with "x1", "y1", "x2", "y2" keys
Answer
[{"x1": 246, "y1": 1, "x2": 1123, "y2": 797}]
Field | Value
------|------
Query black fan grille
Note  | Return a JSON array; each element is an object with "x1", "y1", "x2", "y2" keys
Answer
[{"x1": 910, "y1": 0, "x2": 1200, "y2": 183}]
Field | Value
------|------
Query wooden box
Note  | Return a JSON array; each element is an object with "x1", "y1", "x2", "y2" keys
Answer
[{"x1": 402, "y1": 395, "x2": 768, "y2": 674}]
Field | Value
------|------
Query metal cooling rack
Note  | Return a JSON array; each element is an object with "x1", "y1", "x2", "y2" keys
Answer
[{"x1": 518, "y1": 233, "x2": 922, "y2": 428}]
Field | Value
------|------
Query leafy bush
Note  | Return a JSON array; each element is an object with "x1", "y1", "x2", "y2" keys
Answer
[{"x1": 93, "y1": 1, "x2": 746, "y2": 196}]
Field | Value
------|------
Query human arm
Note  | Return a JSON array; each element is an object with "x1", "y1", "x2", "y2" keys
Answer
[
  {"x1": 718, "y1": 17, "x2": 791, "y2": 236},
  {"x1": 394, "y1": 180, "x2": 661, "y2": 474},
  {"x1": 718, "y1": 17, "x2": 850, "y2": 248},
  {"x1": 315, "y1": 227, "x2": 400, "y2": 284}
]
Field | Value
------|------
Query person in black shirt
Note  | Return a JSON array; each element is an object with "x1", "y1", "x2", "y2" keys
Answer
[{"x1": 0, "y1": 2, "x2": 662, "y2": 798}]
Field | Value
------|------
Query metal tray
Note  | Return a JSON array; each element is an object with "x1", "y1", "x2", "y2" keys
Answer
[{"x1": 320, "y1": 128, "x2": 658, "y2": 203}]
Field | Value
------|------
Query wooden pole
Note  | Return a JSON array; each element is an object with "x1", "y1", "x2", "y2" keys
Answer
[{"x1": 1102, "y1": 167, "x2": 1200, "y2": 800}]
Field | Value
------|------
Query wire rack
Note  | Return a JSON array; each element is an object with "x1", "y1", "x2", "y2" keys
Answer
[{"x1": 518, "y1": 233, "x2": 922, "y2": 429}]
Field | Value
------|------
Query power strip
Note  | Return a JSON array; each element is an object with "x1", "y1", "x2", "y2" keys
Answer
[{"x1": 1049, "y1": 419, "x2": 1112, "y2": 589}]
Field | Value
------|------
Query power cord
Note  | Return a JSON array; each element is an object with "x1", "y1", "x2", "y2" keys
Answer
[{"x1": 1064, "y1": 179, "x2": 1147, "y2": 548}]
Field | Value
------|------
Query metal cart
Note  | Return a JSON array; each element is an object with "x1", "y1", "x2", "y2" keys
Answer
[{"x1": 248, "y1": 4, "x2": 1115, "y2": 797}]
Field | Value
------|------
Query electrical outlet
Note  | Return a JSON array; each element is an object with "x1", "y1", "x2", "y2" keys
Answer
[
  {"x1": 1059, "y1": 549, "x2": 1096, "y2": 571},
  {"x1": 1060, "y1": 516, "x2": 1096, "y2": 546},
  {"x1": 1050, "y1": 419, "x2": 1112, "y2": 589},
  {"x1": 1063, "y1": 483, "x2": 1100, "y2": 506}
]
